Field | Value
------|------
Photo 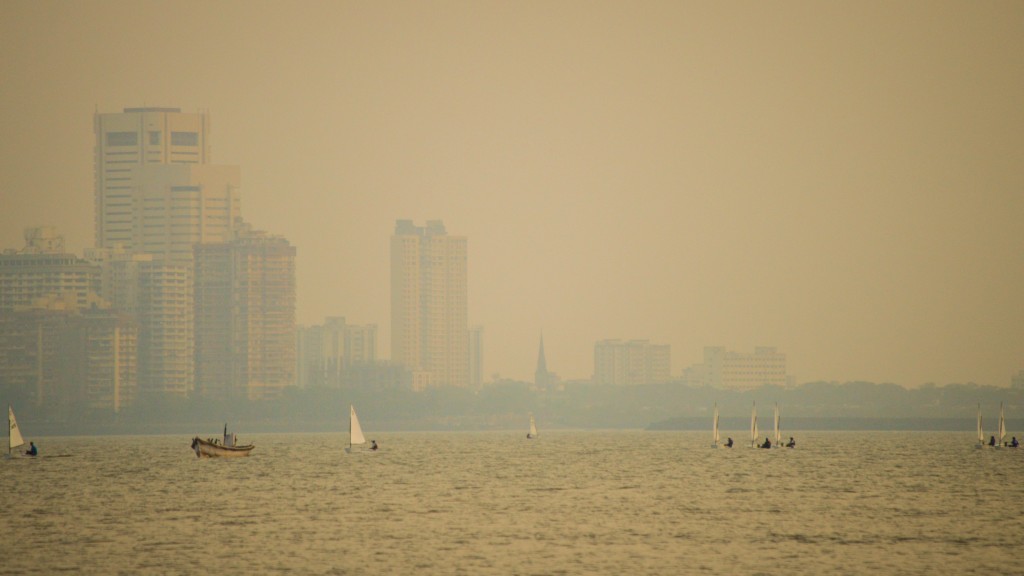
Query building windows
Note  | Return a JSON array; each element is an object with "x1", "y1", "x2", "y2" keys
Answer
[
  {"x1": 106, "y1": 132, "x2": 138, "y2": 146},
  {"x1": 171, "y1": 131, "x2": 198, "y2": 146}
]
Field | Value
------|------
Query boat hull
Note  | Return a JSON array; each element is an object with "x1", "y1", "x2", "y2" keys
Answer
[{"x1": 191, "y1": 437, "x2": 254, "y2": 458}]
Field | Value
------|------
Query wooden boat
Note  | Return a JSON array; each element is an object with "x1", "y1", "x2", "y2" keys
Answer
[{"x1": 191, "y1": 424, "x2": 254, "y2": 458}]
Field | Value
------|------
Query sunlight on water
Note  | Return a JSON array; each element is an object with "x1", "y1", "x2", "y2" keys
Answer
[{"x1": 2, "y1": 431, "x2": 1023, "y2": 575}]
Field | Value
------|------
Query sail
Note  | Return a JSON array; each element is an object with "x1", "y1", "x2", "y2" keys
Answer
[
  {"x1": 773, "y1": 403, "x2": 781, "y2": 446},
  {"x1": 9, "y1": 406, "x2": 25, "y2": 451},
  {"x1": 712, "y1": 404, "x2": 720, "y2": 446},
  {"x1": 998, "y1": 402, "x2": 1006, "y2": 445},
  {"x1": 750, "y1": 403, "x2": 758, "y2": 447},
  {"x1": 529, "y1": 413, "x2": 538, "y2": 437},
  {"x1": 977, "y1": 404, "x2": 984, "y2": 445},
  {"x1": 349, "y1": 405, "x2": 366, "y2": 446}
]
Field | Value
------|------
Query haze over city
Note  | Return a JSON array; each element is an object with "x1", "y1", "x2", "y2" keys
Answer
[{"x1": 2, "y1": 1, "x2": 1022, "y2": 387}]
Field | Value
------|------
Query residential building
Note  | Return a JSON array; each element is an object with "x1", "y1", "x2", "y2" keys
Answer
[
  {"x1": 0, "y1": 308, "x2": 71, "y2": 406},
  {"x1": 0, "y1": 228, "x2": 102, "y2": 313},
  {"x1": 0, "y1": 305, "x2": 137, "y2": 412},
  {"x1": 194, "y1": 224, "x2": 296, "y2": 400},
  {"x1": 390, "y1": 220, "x2": 468, "y2": 389},
  {"x1": 702, "y1": 346, "x2": 787, "y2": 390},
  {"x1": 296, "y1": 317, "x2": 378, "y2": 388},
  {"x1": 1012, "y1": 370, "x2": 1024, "y2": 389},
  {"x1": 62, "y1": 309, "x2": 139, "y2": 412},
  {"x1": 593, "y1": 339, "x2": 671, "y2": 386},
  {"x1": 137, "y1": 261, "x2": 193, "y2": 397}
]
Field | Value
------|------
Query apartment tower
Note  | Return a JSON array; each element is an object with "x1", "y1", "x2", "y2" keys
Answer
[
  {"x1": 194, "y1": 224, "x2": 296, "y2": 400},
  {"x1": 390, "y1": 220, "x2": 468, "y2": 389}
]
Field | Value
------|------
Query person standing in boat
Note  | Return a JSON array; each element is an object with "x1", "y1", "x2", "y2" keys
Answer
[
  {"x1": 25, "y1": 441, "x2": 37, "y2": 456},
  {"x1": 989, "y1": 435, "x2": 996, "y2": 446}
]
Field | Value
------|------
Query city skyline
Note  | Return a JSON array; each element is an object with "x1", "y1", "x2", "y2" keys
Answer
[{"x1": 2, "y1": 2, "x2": 1022, "y2": 387}]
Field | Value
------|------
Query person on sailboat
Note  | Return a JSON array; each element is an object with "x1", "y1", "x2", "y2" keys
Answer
[
  {"x1": 25, "y1": 441, "x2": 37, "y2": 456},
  {"x1": 725, "y1": 437, "x2": 733, "y2": 448},
  {"x1": 786, "y1": 437, "x2": 795, "y2": 448},
  {"x1": 989, "y1": 435, "x2": 996, "y2": 446},
  {"x1": 760, "y1": 437, "x2": 772, "y2": 449},
  {"x1": 370, "y1": 440, "x2": 378, "y2": 451}
]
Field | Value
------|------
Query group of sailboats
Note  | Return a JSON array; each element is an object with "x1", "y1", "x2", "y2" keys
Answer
[
  {"x1": 712, "y1": 402, "x2": 793, "y2": 450},
  {"x1": 977, "y1": 402, "x2": 1016, "y2": 448}
]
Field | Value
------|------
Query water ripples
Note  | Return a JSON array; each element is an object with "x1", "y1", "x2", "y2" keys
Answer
[{"x1": 2, "y1": 431, "x2": 1024, "y2": 574}]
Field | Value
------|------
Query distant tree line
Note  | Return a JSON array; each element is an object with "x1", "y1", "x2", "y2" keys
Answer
[{"x1": 5, "y1": 379, "x2": 1022, "y2": 435}]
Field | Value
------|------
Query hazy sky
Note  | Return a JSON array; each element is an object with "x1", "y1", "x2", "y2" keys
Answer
[{"x1": 2, "y1": 1, "x2": 1022, "y2": 387}]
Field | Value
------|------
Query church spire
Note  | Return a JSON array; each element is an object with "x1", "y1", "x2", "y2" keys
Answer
[{"x1": 534, "y1": 333, "x2": 550, "y2": 390}]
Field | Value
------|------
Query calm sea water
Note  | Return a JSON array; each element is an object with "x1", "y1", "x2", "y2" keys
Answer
[{"x1": 2, "y1": 430, "x2": 1023, "y2": 575}]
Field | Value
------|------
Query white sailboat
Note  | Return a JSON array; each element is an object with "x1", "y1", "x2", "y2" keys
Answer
[
  {"x1": 8, "y1": 405, "x2": 25, "y2": 457},
  {"x1": 711, "y1": 403, "x2": 720, "y2": 448},
  {"x1": 527, "y1": 413, "x2": 538, "y2": 439},
  {"x1": 976, "y1": 403, "x2": 985, "y2": 449},
  {"x1": 773, "y1": 403, "x2": 781, "y2": 449},
  {"x1": 346, "y1": 404, "x2": 372, "y2": 453},
  {"x1": 997, "y1": 402, "x2": 1006, "y2": 448},
  {"x1": 750, "y1": 402, "x2": 759, "y2": 448}
]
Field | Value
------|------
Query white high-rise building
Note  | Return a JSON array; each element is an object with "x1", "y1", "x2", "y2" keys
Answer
[
  {"x1": 94, "y1": 107, "x2": 241, "y2": 397},
  {"x1": 94, "y1": 107, "x2": 240, "y2": 261},
  {"x1": 593, "y1": 339, "x2": 671, "y2": 386},
  {"x1": 390, "y1": 220, "x2": 468, "y2": 389},
  {"x1": 702, "y1": 346, "x2": 787, "y2": 390}
]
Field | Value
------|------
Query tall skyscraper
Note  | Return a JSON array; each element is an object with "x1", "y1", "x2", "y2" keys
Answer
[
  {"x1": 94, "y1": 107, "x2": 240, "y2": 261},
  {"x1": 194, "y1": 224, "x2": 296, "y2": 400},
  {"x1": 390, "y1": 220, "x2": 468, "y2": 389},
  {"x1": 94, "y1": 107, "x2": 241, "y2": 398}
]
